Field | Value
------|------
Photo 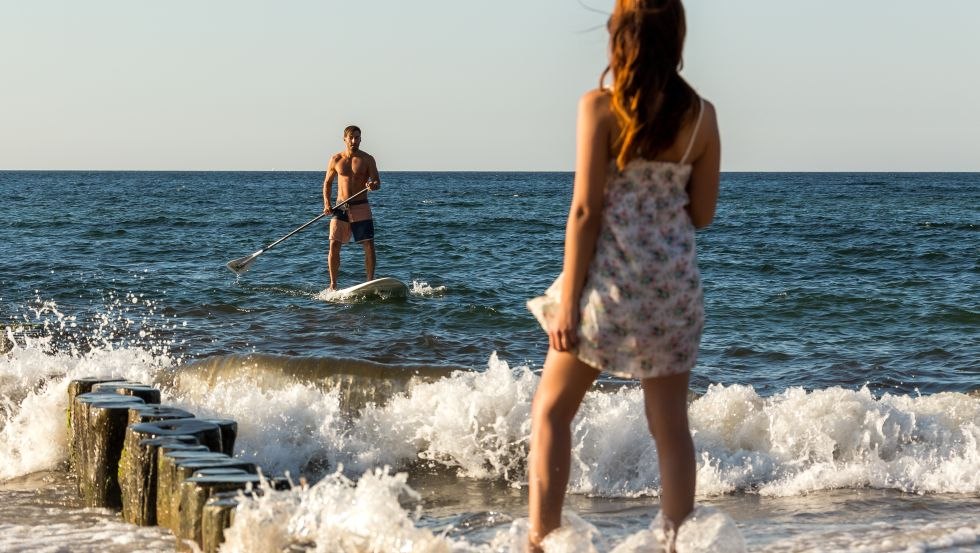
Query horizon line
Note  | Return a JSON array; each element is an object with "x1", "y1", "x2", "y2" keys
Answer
[{"x1": 2, "y1": 169, "x2": 979, "y2": 174}]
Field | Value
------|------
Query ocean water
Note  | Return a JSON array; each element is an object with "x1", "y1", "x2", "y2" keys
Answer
[{"x1": 1, "y1": 171, "x2": 978, "y2": 552}]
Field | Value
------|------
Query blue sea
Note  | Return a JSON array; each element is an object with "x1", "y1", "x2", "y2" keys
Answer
[{"x1": 1, "y1": 171, "x2": 978, "y2": 552}]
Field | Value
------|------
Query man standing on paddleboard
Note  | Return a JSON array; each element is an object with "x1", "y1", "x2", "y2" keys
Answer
[{"x1": 322, "y1": 125, "x2": 381, "y2": 290}]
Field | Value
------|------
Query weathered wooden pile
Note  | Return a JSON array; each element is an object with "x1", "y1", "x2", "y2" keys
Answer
[{"x1": 67, "y1": 377, "x2": 285, "y2": 552}]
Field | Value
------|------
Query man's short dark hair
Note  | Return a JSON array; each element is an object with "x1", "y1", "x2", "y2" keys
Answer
[{"x1": 344, "y1": 125, "x2": 361, "y2": 137}]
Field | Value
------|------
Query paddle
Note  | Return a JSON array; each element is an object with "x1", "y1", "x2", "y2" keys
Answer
[{"x1": 225, "y1": 187, "x2": 370, "y2": 275}]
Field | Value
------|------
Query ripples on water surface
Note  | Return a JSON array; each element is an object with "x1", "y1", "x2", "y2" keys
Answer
[
  {"x1": 1, "y1": 171, "x2": 978, "y2": 551},
  {"x1": 2, "y1": 171, "x2": 976, "y2": 394}
]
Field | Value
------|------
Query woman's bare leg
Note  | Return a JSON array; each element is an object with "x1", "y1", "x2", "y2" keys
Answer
[
  {"x1": 641, "y1": 371, "x2": 695, "y2": 527},
  {"x1": 528, "y1": 349, "x2": 600, "y2": 551}
]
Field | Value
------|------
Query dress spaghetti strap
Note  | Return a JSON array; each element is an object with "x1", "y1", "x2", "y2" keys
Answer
[{"x1": 679, "y1": 97, "x2": 705, "y2": 165}]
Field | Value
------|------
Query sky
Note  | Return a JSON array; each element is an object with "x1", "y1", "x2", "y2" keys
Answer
[{"x1": 2, "y1": 0, "x2": 979, "y2": 171}]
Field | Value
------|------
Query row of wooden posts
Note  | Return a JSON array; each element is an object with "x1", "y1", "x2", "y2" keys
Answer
[{"x1": 67, "y1": 377, "x2": 287, "y2": 552}]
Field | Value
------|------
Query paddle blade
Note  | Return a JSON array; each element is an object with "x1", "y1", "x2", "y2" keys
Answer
[{"x1": 226, "y1": 251, "x2": 262, "y2": 275}]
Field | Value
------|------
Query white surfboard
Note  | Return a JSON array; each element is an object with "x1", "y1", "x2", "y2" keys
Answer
[{"x1": 318, "y1": 277, "x2": 409, "y2": 302}]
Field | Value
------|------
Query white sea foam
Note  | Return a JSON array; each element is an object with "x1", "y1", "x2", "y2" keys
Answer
[
  {"x1": 221, "y1": 468, "x2": 460, "y2": 553},
  {"x1": 311, "y1": 357, "x2": 979, "y2": 497},
  {"x1": 502, "y1": 512, "x2": 601, "y2": 553},
  {"x1": 313, "y1": 283, "x2": 410, "y2": 303},
  {"x1": 0, "y1": 517, "x2": 175, "y2": 553},
  {"x1": 226, "y1": 471, "x2": 615, "y2": 553},
  {"x1": 166, "y1": 373, "x2": 348, "y2": 476},
  {"x1": 759, "y1": 518, "x2": 980, "y2": 552},
  {"x1": 689, "y1": 384, "x2": 980, "y2": 496},
  {"x1": 0, "y1": 343, "x2": 174, "y2": 479},
  {"x1": 6, "y1": 323, "x2": 979, "y2": 499},
  {"x1": 347, "y1": 353, "x2": 535, "y2": 478},
  {"x1": 162, "y1": 353, "x2": 535, "y2": 479},
  {"x1": 0, "y1": 299, "x2": 178, "y2": 480},
  {"x1": 313, "y1": 288, "x2": 347, "y2": 302},
  {"x1": 222, "y1": 476, "x2": 748, "y2": 553},
  {"x1": 4, "y1": 301, "x2": 980, "y2": 551},
  {"x1": 350, "y1": 360, "x2": 980, "y2": 497},
  {"x1": 11, "y1": 300, "x2": 972, "y2": 500},
  {"x1": 173, "y1": 352, "x2": 979, "y2": 498},
  {"x1": 603, "y1": 507, "x2": 747, "y2": 553},
  {"x1": 410, "y1": 279, "x2": 448, "y2": 297},
  {"x1": 5, "y1": 319, "x2": 980, "y2": 502}
]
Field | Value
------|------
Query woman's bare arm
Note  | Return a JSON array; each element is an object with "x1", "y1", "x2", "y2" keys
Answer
[
  {"x1": 686, "y1": 101, "x2": 721, "y2": 229},
  {"x1": 550, "y1": 89, "x2": 612, "y2": 352}
]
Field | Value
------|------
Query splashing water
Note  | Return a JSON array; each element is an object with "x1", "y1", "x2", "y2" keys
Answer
[
  {"x1": 0, "y1": 295, "x2": 180, "y2": 479},
  {"x1": 410, "y1": 280, "x2": 448, "y2": 297},
  {"x1": 122, "y1": 351, "x2": 980, "y2": 498},
  {"x1": 221, "y1": 473, "x2": 748, "y2": 553},
  {"x1": 221, "y1": 468, "x2": 457, "y2": 553}
]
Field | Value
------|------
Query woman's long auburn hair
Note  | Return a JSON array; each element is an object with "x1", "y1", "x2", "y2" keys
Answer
[{"x1": 601, "y1": 0, "x2": 698, "y2": 170}]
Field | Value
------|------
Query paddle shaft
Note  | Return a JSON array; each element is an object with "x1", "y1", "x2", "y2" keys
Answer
[{"x1": 256, "y1": 187, "x2": 370, "y2": 255}]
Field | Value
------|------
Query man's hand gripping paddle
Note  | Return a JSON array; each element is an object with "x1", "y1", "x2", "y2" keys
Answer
[{"x1": 225, "y1": 187, "x2": 370, "y2": 275}]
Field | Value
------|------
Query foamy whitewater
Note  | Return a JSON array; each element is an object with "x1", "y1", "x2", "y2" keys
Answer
[
  {"x1": 2, "y1": 170, "x2": 978, "y2": 551},
  {"x1": 8, "y1": 322, "x2": 976, "y2": 497},
  {"x1": 2, "y1": 305, "x2": 979, "y2": 551}
]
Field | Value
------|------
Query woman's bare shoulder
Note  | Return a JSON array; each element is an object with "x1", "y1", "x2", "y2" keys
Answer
[
  {"x1": 698, "y1": 97, "x2": 718, "y2": 127},
  {"x1": 578, "y1": 88, "x2": 615, "y2": 129},
  {"x1": 579, "y1": 88, "x2": 612, "y2": 110}
]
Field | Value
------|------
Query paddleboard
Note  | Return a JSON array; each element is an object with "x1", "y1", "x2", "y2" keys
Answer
[{"x1": 318, "y1": 277, "x2": 409, "y2": 302}]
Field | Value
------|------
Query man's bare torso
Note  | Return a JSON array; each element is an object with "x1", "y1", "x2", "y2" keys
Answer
[{"x1": 332, "y1": 151, "x2": 374, "y2": 202}]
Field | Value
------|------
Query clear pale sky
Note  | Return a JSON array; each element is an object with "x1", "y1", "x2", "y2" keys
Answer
[{"x1": 2, "y1": 0, "x2": 979, "y2": 171}]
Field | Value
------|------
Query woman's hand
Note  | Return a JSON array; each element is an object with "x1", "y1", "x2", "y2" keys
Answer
[{"x1": 548, "y1": 303, "x2": 580, "y2": 352}]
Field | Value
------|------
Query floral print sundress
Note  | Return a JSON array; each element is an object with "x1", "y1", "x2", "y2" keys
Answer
[{"x1": 528, "y1": 99, "x2": 705, "y2": 379}]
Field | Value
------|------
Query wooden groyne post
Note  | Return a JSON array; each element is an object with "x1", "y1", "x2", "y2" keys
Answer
[{"x1": 67, "y1": 377, "x2": 281, "y2": 552}]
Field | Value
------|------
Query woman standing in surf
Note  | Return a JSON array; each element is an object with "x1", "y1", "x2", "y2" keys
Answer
[{"x1": 526, "y1": 0, "x2": 720, "y2": 550}]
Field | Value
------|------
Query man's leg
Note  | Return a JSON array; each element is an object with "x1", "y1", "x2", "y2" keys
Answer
[
  {"x1": 327, "y1": 240, "x2": 342, "y2": 290},
  {"x1": 362, "y1": 239, "x2": 376, "y2": 281}
]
